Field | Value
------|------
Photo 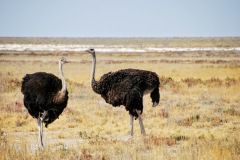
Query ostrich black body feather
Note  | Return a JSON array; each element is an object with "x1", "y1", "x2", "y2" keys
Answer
[
  {"x1": 21, "y1": 72, "x2": 68, "y2": 127},
  {"x1": 92, "y1": 69, "x2": 160, "y2": 119}
]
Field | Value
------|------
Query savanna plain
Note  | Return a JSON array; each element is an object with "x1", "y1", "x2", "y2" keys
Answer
[{"x1": 0, "y1": 38, "x2": 240, "y2": 160}]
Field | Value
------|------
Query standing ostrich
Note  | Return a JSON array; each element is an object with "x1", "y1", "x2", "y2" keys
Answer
[
  {"x1": 86, "y1": 48, "x2": 160, "y2": 137},
  {"x1": 21, "y1": 57, "x2": 69, "y2": 149}
]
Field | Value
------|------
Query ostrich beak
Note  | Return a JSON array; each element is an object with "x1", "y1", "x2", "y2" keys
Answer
[
  {"x1": 85, "y1": 48, "x2": 95, "y2": 54},
  {"x1": 85, "y1": 49, "x2": 91, "y2": 53}
]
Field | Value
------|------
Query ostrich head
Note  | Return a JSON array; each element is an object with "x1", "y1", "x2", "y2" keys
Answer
[
  {"x1": 59, "y1": 57, "x2": 68, "y2": 65},
  {"x1": 86, "y1": 48, "x2": 96, "y2": 57}
]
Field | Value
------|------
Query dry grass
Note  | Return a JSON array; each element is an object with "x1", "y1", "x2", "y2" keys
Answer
[{"x1": 0, "y1": 50, "x2": 240, "y2": 160}]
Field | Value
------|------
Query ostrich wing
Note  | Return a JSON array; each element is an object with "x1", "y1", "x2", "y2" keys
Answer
[{"x1": 21, "y1": 72, "x2": 62, "y2": 117}]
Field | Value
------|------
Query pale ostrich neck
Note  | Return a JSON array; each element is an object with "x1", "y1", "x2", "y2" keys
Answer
[
  {"x1": 53, "y1": 61, "x2": 67, "y2": 104},
  {"x1": 59, "y1": 61, "x2": 67, "y2": 93},
  {"x1": 91, "y1": 53, "x2": 97, "y2": 87}
]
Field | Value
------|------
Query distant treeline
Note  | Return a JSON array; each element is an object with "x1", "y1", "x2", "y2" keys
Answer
[{"x1": 0, "y1": 37, "x2": 240, "y2": 47}]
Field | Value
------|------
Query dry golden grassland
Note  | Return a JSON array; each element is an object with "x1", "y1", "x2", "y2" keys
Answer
[{"x1": 0, "y1": 50, "x2": 240, "y2": 160}]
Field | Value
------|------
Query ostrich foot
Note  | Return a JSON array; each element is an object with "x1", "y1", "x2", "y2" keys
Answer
[
  {"x1": 126, "y1": 134, "x2": 133, "y2": 141},
  {"x1": 117, "y1": 134, "x2": 132, "y2": 141}
]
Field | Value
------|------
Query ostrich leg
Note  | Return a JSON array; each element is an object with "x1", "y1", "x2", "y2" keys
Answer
[
  {"x1": 136, "y1": 110, "x2": 146, "y2": 135},
  {"x1": 37, "y1": 114, "x2": 44, "y2": 149},
  {"x1": 130, "y1": 114, "x2": 134, "y2": 136},
  {"x1": 138, "y1": 116, "x2": 146, "y2": 135}
]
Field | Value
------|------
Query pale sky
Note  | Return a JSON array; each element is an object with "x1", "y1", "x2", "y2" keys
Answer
[{"x1": 0, "y1": 0, "x2": 240, "y2": 37}]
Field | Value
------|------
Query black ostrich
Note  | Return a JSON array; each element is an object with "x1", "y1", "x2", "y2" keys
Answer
[
  {"x1": 21, "y1": 57, "x2": 69, "y2": 149},
  {"x1": 86, "y1": 48, "x2": 160, "y2": 137}
]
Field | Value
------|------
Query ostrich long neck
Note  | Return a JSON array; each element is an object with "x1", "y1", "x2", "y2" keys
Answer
[
  {"x1": 91, "y1": 52, "x2": 100, "y2": 93},
  {"x1": 91, "y1": 52, "x2": 97, "y2": 87},
  {"x1": 53, "y1": 61, "x2": 67, "y2": 104},
  {"x1": 59, "y1": 61, "x2": 67, "y2": 93}
]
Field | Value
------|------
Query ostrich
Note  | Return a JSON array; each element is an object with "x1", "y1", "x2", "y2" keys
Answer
[
  {"x1": 21, "y1": 57, "x2": 69, "y2": 149},
  {"x1": 86, "y1": 48, "x2": 160, "y2": 137}
]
